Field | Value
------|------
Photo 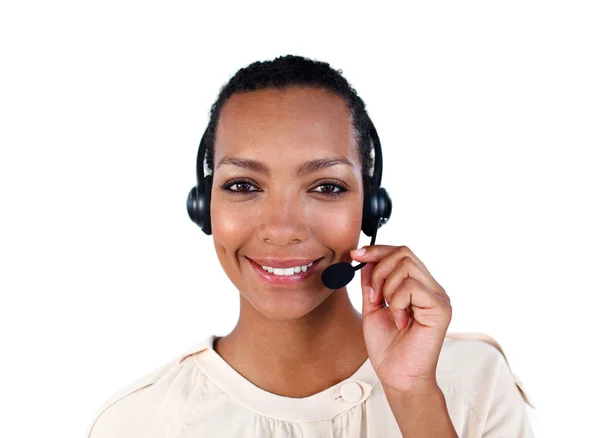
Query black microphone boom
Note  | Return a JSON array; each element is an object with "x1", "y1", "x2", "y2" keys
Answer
[{"x1": 321, "y1": 218, "x2": 382, "y2": 290}]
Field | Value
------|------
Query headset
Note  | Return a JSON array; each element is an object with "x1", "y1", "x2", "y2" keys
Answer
[{"x1": 187, "y1": 116, "x2": 393, "y2": 290}]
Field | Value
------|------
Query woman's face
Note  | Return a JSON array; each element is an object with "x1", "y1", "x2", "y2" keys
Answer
[{"x1": 210, "y1": 86, "x2": 364, "y2": 320}]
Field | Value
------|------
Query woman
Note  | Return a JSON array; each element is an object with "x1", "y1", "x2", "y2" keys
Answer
[{"x1": 86, "y1": 55, "x2": 534, "y2": 437}]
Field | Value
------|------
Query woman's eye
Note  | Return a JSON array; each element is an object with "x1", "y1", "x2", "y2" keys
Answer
[
  {"x1": 312, "y1": 183, "x2": 347, "y2": 197},
  {"x1": 221, "y1": 179, "x2": 257, "y2": 193}
]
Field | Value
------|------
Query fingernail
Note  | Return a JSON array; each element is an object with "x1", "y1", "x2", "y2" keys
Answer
[
  {"x1": 353, "y1": 247, "x2": 366, "y2": 256},
  {"x1": 369, "y1": 286, "x2": 376, "y2": 303}
]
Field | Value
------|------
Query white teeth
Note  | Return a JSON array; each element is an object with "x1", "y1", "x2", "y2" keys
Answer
[{"x1": 260, "y1": 261, "x2": 315, "y2": 276}]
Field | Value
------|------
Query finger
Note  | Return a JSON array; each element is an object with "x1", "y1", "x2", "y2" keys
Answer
[
  {"x1": 351, "y1": 244, "x2": 430, "y2": 273},
  {"x1": 352, "y1": 245, "x2": 447, "y2": 302},
  {"x1": 379, "y1": 256, "x2": 450, "y2": 306},
  {"x1": 360, "y1": 261, "x2": 386, "y2": 318},
  {"x1": 387, "y1": 277, "x2": 452, "y2": 330}
]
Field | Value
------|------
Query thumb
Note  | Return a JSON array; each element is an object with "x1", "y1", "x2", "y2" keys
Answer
[{"x1": 359, "y1": 261, "x2": 385, "y2": 318}]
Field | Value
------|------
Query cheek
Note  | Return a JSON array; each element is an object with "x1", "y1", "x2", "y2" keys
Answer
[
  {"x1": 307, "y1": 202, "x2": 364, "y2": 247},
  {"x1": 211, "y1": 202, "x2": 253, "y2": 245}
]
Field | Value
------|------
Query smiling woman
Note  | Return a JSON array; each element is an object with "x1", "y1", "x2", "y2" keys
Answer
[{"x1": 85, "y1": 55, "x2": 534, "y2": 438}]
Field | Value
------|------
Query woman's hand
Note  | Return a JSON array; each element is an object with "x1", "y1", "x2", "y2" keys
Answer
[{"x1": 350, "y1": 245, "x2": 452, "y2": 395}]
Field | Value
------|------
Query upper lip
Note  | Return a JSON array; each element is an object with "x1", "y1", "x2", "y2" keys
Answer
[{"x1": 248, "y1": 257, "x2": 322, "y2": 268}]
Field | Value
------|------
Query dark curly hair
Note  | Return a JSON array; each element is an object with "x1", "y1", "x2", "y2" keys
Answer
[{"x1": 203, "y1": 54, "x2": 376, "y2": 195}]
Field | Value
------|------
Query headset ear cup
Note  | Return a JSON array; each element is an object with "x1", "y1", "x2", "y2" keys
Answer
[
  {"x1": 361, "y1": 187, "x2": 392, "y2": 237},
  {"x1": 376, "y1": 187, "x2": 392, "y2": 223},
  {"x1": 361, "y1": 195, "x2": 377, "y2": 237},
  {"x1": 187, "y1": 186, "x2": 202, "y2": 227},
  {"x1": 202, "y1": 175, "x2": 213, "y2": 235},
  {"x1": 186, "y1": 175, "x2": 213, "y2": 235}
]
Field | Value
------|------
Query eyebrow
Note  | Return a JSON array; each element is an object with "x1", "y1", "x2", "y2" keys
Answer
[{"x1": 216, "y1": 156, "x2": 355, "y2": 176}]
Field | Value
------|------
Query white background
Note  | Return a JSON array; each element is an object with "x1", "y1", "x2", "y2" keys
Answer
[{"x1": 1, "y1": 1, "x2": 598, "y2": 437}]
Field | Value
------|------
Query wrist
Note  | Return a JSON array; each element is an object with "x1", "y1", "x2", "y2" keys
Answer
[
  {"x1": 382, "y1": 381, "x2": 442, "y2": 401},
  {"x1": 383, "y1": 384, "x2": 458, "y2": 438}
]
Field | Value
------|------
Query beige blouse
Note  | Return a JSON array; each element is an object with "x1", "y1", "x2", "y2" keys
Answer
[{"x1": 86, "y1": 332, "x2": 534, "y2": 437}]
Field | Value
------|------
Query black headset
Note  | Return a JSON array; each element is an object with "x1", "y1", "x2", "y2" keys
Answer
[{"x1": 186, "y1": 116, "x2": 393, "y2": 289}]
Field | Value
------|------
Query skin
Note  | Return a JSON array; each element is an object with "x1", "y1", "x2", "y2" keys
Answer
[{"x1": 209, "y1": 85, "x2": 369, "y2": 398}]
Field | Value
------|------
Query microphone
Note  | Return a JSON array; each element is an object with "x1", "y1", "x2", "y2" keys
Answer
[{"x1": 321, "y1": 218, "x2": 382, "y2": 290}]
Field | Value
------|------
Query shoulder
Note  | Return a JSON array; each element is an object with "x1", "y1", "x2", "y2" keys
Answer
[
  {"x1": 86, "y1": 336, "x2": 215, "y2": 438},
  {"x1": 439, "y1": 332, "x2": 534, "y2": 409}
]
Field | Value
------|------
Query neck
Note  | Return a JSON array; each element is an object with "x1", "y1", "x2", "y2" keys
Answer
[{"x1": 213, "y1": 288, "x2": 368, "y2": 398}]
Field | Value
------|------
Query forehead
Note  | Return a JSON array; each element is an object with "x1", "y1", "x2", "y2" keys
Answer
[{"x1": 214, "y1": 86, "x2": 359, "y2": 167}]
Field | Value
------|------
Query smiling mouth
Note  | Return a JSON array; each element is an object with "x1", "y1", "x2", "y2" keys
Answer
[
  {"x1": 246, "y1": 257, "x2": 324, "y2": 283},
  {"x1": 258, "y1": 258, "x2": 323, "y2": 274}
]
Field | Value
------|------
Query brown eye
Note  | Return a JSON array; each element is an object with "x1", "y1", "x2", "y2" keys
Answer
[
  {"x1": 312, "y1": 182, "x2": 348, "y2": 198},
  {"x1": 317, "y1": 184, "x2": 338, "y2": 193},
  {"x1": 220, "y1": 179, "x2": 258, "y2": 194}
]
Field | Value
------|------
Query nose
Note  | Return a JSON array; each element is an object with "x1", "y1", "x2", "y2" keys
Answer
[{"x1": 257, "y1": 188, "x2": 310, "y2": 246}]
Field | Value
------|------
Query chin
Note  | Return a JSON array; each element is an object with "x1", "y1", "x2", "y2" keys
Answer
[{"x1": 241, "y1": 287, "x2": 330, "y2": 321}]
